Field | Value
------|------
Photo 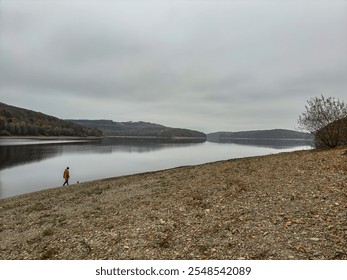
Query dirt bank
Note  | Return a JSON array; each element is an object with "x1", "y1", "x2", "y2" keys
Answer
[{"x1": 0, "y1": 147, "x2": 346, "y2": 259}]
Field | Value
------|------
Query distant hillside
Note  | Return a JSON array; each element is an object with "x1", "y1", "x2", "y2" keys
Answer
[
  {"x1": 207, "y1": 129, "x2": 314, "y2": 142},
  {"x1": 0, "y1": 102, "x2": 102, "y2": 137},
  {"x1": 69, "y1": 119, "x2": 207, "y2": 139}
]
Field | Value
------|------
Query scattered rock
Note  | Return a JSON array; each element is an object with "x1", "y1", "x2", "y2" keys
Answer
[{"x1": 310, "y1": 238, "x2": 320, "y2": 242}]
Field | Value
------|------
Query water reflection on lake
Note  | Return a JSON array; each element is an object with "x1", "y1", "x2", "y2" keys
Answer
[{"x1": 0, "y1": 137, "x2": 313, "y2": 199}]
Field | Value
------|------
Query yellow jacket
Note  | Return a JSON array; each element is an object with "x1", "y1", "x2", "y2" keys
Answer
[{"x1": 63, "y1": 168, "x2": 70, "y2": 180}]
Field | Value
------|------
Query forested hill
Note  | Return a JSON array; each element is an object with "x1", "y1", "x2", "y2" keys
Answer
[
  {"x1": 69, "y1": 119, "x2": 207, "y2": 139},
  {"x1": 0, "y1": 102, "x2": 102, "y2": 137},
  {"x1": 207, "y1": 129, "x2": 314, "y2": 141}
]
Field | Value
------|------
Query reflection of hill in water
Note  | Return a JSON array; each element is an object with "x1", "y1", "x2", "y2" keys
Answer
[
  {"x1": 60, "y1": 137, "x2": 205, "y2": 154},
  {"x1": 0, "y1": 143, "x2": 65, "y2": 170},
  {"x1": 98, "y1": 137, "x2": 205, "y2": 153},
  {"x1": 207, "y1": 138, "x2": 314, "y2": 149},
  {"x1": 0, "y1": 137, "x2": 205, "y2": 170},
  {"x1": 0, "y1": 137, "x2": 313, "y2": 170}
]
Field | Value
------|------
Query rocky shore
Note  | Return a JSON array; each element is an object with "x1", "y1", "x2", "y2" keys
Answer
[{"x1": 0, "y1": 146, "x2": 346, "y2": 260}]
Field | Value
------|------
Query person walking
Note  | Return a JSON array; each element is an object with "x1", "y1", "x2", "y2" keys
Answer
[{"x1": 63, "y1": 167, "x2": 70, "y2": 186}]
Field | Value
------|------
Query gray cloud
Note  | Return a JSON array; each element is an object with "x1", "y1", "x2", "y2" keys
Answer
[{"x1": 1, "y1": 0, "x2": 346, "y2": 132}]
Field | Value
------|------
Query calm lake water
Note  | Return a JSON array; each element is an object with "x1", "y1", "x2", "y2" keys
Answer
[{"x1": 0, "y1": 137, "x2": 313, "y2": 199}]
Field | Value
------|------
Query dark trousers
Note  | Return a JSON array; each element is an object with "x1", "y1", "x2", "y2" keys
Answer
[{"x1": 63, "y1": 180, "x2": 69, "y2": 186}]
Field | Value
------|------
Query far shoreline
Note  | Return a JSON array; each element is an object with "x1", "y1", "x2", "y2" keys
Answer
[
  {"x1": 0, "y1": 135, "x2": 102, "y2": 140},
  {"x1": 0, "y1": 135, "x2": 207, "y2": 140}
]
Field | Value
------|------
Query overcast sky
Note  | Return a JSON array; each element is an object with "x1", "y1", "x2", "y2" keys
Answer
[{"x1": 1, "y1": 0, "x2": 346, "y2": 133}]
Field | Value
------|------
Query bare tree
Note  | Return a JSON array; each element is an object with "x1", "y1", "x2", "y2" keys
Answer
[{"x1": 298, "y1": 95, "x2": 347, "y2": 148}]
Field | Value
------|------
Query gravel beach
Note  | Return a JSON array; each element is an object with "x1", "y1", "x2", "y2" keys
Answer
[{"x1": 0, "y1": 146, "x2": 346, "y2": 260}]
